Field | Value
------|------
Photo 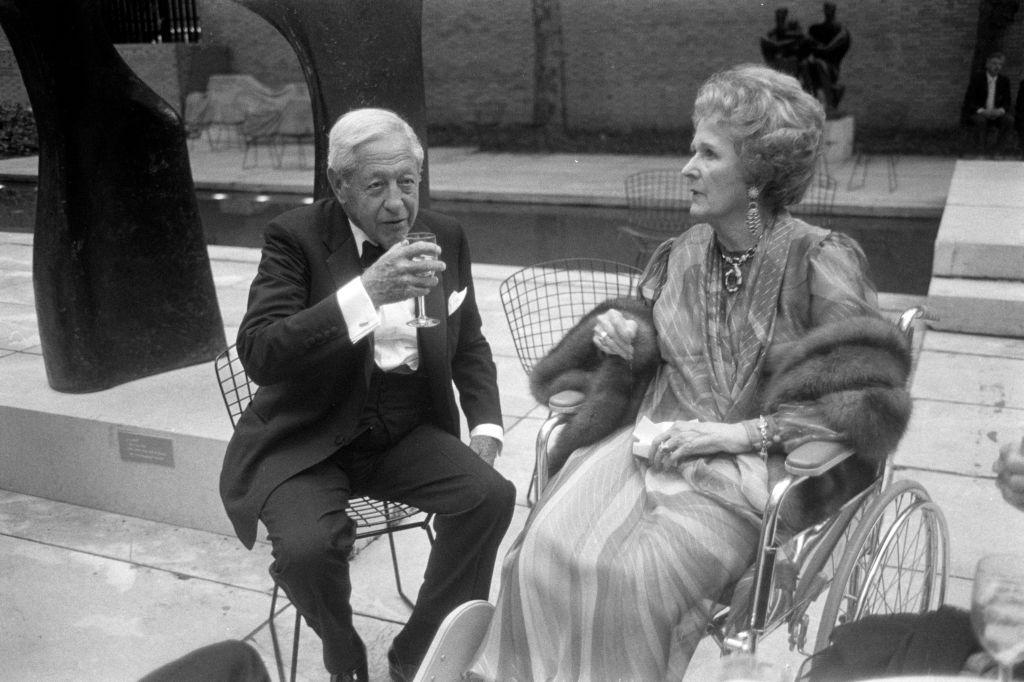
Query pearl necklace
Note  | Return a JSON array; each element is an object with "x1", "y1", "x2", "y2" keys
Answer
[{"x1": 719, "y1": 244, "x2": 756, "y2": 294}]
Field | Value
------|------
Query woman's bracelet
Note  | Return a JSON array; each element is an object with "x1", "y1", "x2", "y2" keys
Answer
[{"x1": 757, "y1": 415, "x2": 770, "y2": 461}]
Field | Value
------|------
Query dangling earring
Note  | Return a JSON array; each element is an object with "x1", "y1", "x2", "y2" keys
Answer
[{"x1": 745, "y1": 186, "x2": 762, "y2": 236}]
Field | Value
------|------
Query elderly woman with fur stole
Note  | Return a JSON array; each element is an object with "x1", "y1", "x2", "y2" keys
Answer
[{"x1": 468, "y1": 65, "x2": 909, "y2": 682}]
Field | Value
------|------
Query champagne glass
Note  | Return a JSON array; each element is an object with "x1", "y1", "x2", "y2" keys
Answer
[
  {"x1": 971, "y1": 553, "x2": 1024, "y2": 681},
  {"x1": 406, "y1": 232, "x2": 439, "y2": 328}
]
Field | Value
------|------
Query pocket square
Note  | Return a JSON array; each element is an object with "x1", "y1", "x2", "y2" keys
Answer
[{"x1": 448, "y1": 288, "x2": 467, "y2": 315}]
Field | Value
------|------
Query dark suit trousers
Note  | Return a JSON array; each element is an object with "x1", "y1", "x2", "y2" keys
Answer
[
  {"x1": 259, "y1": 369, "x2": 516, "y2": 674},
  {"x1": 968, "y1": 111, "x2": 1015, "y2": 152}
]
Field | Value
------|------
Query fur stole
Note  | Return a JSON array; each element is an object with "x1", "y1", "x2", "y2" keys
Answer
[
  {"x1": 760, "y1": 315, "x2": 913, "y2": 530},
  {"x1": 529, "y1": 297, "x2": 660, "y2": 476}
]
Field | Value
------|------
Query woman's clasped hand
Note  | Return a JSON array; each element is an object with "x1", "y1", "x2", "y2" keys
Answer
[{"x1": 648, "y1": 419, "x2": 752, "y2": 467}]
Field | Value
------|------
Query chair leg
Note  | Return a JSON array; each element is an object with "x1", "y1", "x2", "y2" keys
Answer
[
  {"x1": 386, "y1": 525, "x2": 414, "y2": 609},
  {"x1": 268, "y1": 583, "x2": 289, "y2": 682},
  {"x1": 290, "y1": 610, "x2": 300, "y2": 682}
]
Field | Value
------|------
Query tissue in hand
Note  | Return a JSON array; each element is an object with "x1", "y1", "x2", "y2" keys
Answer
[{"x1": 631, "y1": 416, "x2": 675, "y2": 458}]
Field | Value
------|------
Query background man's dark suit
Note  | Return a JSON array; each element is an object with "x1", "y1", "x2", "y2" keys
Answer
[
  {"x1": 962, "y1": 71, "x2": 1013, "y2": 122},
  {"x1": 220, "y1": 197, "x2": 514, "y2": 675}
]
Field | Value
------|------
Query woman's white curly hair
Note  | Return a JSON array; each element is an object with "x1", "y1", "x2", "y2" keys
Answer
[{"x1": 693, "y1": 64, "x2": 825, "y2": 210}]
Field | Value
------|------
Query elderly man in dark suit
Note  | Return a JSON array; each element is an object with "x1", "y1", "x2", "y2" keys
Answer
[
  {"x1": 962, "y1": 52, "x2": 1015, "y2": 157},
  {"x1": 220, "y1": 108, "x2": 515, "y2": 682}
]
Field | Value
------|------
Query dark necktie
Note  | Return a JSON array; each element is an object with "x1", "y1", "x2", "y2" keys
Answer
[{"x1": 360, "y1": 241, "x2": 385, "y2": 269}]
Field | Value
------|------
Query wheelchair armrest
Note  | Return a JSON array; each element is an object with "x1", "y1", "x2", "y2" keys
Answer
[
  {"x1": 784, "y1": 440, "x2": 855, "y2": 477},
  {"x1": 548, "y1": 389, "x2": 585, "y2": 413}
]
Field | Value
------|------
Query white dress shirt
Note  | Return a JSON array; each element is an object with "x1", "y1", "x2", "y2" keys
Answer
[
  {"x1": 334, "y1": 222, "x2": 503, "y2": 444},
  {"x1": 985, "y1": 73, "x2": 998, "y2": 111}
]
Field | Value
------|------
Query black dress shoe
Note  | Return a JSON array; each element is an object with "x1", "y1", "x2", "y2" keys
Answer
[
  {"x1": 330, "y1": 639, "x2": 368, "y2": 682},
  {"x1": 387, "y1": 646, "x2": 418, "y2": 682}
]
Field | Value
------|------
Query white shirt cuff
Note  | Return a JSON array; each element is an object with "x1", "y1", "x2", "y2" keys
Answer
[
  {"x1": 336, "y1": 278, "x2": 380, "y2": 343},
  {"x1": 471, "y1": 423, "x2": 504, "y2": 444}
]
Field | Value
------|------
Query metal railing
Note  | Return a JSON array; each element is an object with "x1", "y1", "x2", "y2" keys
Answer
[{"x1": 100, "y1": 0, "x2": 201, "y2": 44}]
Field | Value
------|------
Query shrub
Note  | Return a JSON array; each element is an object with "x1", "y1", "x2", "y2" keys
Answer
[{"x1": 0, "y1": 103, "x2": 39, "y2": 158}]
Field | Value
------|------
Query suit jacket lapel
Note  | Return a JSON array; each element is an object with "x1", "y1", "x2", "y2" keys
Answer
[
  {"x1": 320, "y1": 202, "x2": 376, "y2": 382},
  {"x1": 324, "y1": 203, "x2": 360, "y2": 291}
]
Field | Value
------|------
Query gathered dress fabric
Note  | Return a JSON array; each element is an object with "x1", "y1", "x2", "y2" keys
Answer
[{"x1": 469, "y1": 214, "x2": 879, "y2": 681}]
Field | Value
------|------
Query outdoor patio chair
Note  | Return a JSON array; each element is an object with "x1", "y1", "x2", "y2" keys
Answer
[
  {"x1": 239, "y1": 108, "x2": 281, "y2": 170},
  {"x1": 617, "y1": 169, "x2": 691, "y2": 268},
  {"x1": 498, "y1": 257, "x2": 644, "y2": 505},
  {"x1": 213, "y1": 345, "x2": 434, "y2": 682},
  {"x1": 799, "y1": 162, "x2": 838, "y2": 230},
  {"x1": 414, "y1": 297, "x2": 948, "y2": 679},
  {"x1": 272, "y1": 97, "x2": 315, "y2": 169}
]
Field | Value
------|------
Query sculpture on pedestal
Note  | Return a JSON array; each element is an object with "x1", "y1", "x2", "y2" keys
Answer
[
  {"x1": 808, "y1": 2, "x2": 851, "y2": 114},
  {"x1": 233, "y1": 0, "x2": 431, "y2": 204},
  {"x1": 761, "y1": 4, "x2": 850, "y2": 117},
  {"x1": 0, "y1": 0, "x2": 225, "y2": 392}
]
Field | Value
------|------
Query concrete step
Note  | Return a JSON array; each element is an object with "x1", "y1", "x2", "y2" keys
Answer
[
  {"x1": 927, "y1": 276, "x2": 1024, "y2": 337},
  {"x1": 932, "y1": 203, "x2": 1024, "y2": 280},
  {"x1": 935, "y1": 160, "x2": 1024, "y2": 281}
]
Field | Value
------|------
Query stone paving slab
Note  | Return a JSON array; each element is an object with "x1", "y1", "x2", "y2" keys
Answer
[
  {"x1": 0, "y1": 533, "x2": 272, "y2": 682},
  {"x1": 898, "y1": 399, "x2": 1024, "y2": 477},
  {"x1": 911, "y1": 347, "x2": 1024, "y2": 409},
  {"x1": 924, "y1": 329, "x2": 1024, "y2": 360},
  {"x1": 897, "y1": 469, "x2": 1024, "y2": 580}
]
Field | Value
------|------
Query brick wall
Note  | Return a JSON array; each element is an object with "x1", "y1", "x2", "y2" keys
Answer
[
  {"x1": 413, "y1": 0, "x2": 1024, "y2": 133},
  {"x1": 3, "y1": 1, "x2": 1024, "y2": 134}
]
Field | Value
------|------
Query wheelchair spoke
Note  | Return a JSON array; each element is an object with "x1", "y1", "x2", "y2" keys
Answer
[{"x1": 814, "y1": 480, "x2": 949, "y2": 653}]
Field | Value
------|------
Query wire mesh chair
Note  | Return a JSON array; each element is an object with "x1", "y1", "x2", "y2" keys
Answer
[
  {"x1": 498, "y1": 258, "x2": 643, "y2": 504},
  {"x1": 214, "y1": 345, "x2": 435, "y2": 682},
  {"x1": 617, "y1": 169, "x2": 691, "y2": 268},
  {"x1": 799, "y1": 162, "x2": 839, "y2": 230}
]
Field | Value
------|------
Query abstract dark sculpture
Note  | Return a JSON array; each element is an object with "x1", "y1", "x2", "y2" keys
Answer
[
  {"x1": 807, "y1": 2, "x2": 851, "y2": 113},
  {"x1": 233, "y1": 0, "x2": 431, "y2": 204},
  {"x1": 761, "y1": 4, "x2": 850, "y2": 116},
  {"x1": 0, "y1": 0, "x2": 225, "y2": 392}
]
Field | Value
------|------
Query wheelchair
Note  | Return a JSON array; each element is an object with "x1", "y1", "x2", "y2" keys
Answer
[{"x1": 414, "y1": 258, "x2": 949, "y2": 681}]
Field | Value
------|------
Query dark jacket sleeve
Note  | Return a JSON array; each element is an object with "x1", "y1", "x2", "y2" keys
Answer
[
  {"x1": 443, "y1": 216, "x2": 503, "y2": 431},
  {"x1": 236, "y1": 218, "x2": 362, "y2": 386}
]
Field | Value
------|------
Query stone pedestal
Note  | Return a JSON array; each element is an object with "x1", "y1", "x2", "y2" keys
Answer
[{"x1": 824, "y1": 115, "x2": 854, "y2": 165}]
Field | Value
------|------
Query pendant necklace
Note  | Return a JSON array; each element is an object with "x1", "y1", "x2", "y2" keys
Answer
[{"x1": 719, "y1": 244, "x2": 756, "y2": 294}]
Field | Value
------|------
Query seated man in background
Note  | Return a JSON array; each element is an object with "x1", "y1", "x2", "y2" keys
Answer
[
  {"x1": 961, "y1": 52, "x2": 1015, "y2": 158},
  {"x1": 219, "y1": 108, "x2": 516, "y2": 682}
]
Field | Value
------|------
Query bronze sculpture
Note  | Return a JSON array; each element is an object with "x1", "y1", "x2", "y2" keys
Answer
[{"x1": 0, "y1": 0, "x2": 225, "y2": 392}]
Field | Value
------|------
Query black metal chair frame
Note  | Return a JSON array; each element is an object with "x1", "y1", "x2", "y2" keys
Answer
[
  {"x1": 617, "y1": 169, "x2": 691, "y2": 268},
  {"x1": 498, "y1": 258, "x2": 644, "y2": 504},
  {"x1": 799, "y1": 160, "x2": 838, "y2": 230},
  {"x1": 214, "y1": 345, "x2": 435, "y2": 682}
]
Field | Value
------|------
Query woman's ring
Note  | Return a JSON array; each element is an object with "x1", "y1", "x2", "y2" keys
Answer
[{"x1": 598, "y1": 330, "x2": 609, "y2": 340}]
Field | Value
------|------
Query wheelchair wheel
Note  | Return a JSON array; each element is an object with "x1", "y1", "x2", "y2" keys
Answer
[{"x1": 813, "y1": 479, "x2": 949, "y2": 652}]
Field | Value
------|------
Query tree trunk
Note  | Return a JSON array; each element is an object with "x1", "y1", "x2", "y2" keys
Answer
[
  {"x1": 531, "y1": 0, "x2": 567, "y2": 146},
  {"x1": 970, "y1": 0, "x2": 1020, "y2": 74}
]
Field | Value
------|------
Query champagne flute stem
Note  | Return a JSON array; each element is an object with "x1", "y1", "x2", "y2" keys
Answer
[{"x1": 998, "y1": 663, "x2": 1012, "y2": 682}]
